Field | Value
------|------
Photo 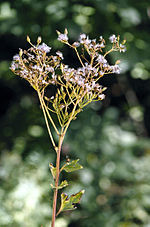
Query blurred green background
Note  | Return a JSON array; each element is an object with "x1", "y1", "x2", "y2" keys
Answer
[{"x1": 0, "y1": 0, "x2": 150, "y2": 226}]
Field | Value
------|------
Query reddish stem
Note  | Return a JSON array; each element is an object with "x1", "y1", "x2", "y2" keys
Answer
[{"x1": 51, "y1": 134, "x2": 64, "y2": 227}]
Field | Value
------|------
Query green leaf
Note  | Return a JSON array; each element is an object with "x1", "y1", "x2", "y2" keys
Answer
[
  {"x1": 63, "y1": 159, "x2": 83, "y2": 172},
  {"x1": 58, "y1": 180, "x2": 69, "y2": 189},
  {"x1": 50, "y1": 180, "x2": 68, "y2": 190},
  {"x1": 49, "y1": 163, "x2": 56, "y2": 179},
  {"x1": 58, "y1": 190, "x2": 85, "y2": 214}
]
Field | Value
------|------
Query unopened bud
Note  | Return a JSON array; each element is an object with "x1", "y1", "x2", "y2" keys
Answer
[
  {"x1": 19, "y1": 48, "x2": 23, "y2": 57},
  {"x1": 56, "y1": 30, "x2": 61, "y2": 35},
  {"x1": 115, "y1": 60, "x2": 121, "y2": 65},
  {"x1": 27, "y1": 35, "x2": 30, "y2": 43},
  {"x1": 37, "y1": 36, "x2": 42, "y2": 44},
  {"x1": 64, "y1": 28, "x2": 68, "y2": 35},
  {"x1": 122, "y1": 39, "x2": 126, "y2": 45}
]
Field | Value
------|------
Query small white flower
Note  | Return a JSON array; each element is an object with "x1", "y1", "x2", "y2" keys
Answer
[
  {"x1": 119, "y1": 44, "x2": 126, "y2": 52},
  {"x1": 46, "y1": 66, "x2": 54, "y2": 73},
  {"x1": 99, "y1": 42, "x2": 105, "y2": 48},
  {"x1": 99, "y1": 71, "x2": 104, "y2": 76},
  {"x1": 37, "y1": 43, "x2": 51, "y2": 53},
  {"x1": 85, "y1": 83, "x2": 91, "y2": 91},
  {"x1": 91, "y1": 81, "x2": 96, "y2": 88},
  {"x1": 80, "y1": 34, "x2": 86, "y2": 40},
  {"x1": 42, "y1": 80, "x2": 48, "y2": 84},
  {"x1": 111, "y1": 65, "x2": 121, "y2": 74},
  {"x1": 109, "y1": 34, "x2": 117, "y2": 43},
  {"x1": 98, "y1": 94, "x2": 105, "y2": 100},
  {"x1": 79, "y1": 34, "x2": 89, "y2": 44},
  {"x1": 10, "y1": 62, "x2": 18, "y2": 70},
  {"x1": 96, "y1": 55, "x2": 107, "y2": 64},
  {"x1": 84, "y1": 37, "x2": 91, "y2": 45},
  {"x1": 72, "y1": 42, "x2": 80, "y2": 48},
  {"x1": 32, "y1": 65, "x2": 42, "y2": 72},
  {"x1": 13, "y1": 54, "x2": 20, "y2": 61},
  {"x1": 58, "y1": 33, "x2": 68, "y2": 42},
  {"x1": 56, "y1": 51, "x2": 63, "y2": 59}
]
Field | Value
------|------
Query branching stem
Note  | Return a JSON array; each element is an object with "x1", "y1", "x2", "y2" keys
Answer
[
  {"x1": 42, "y1": 97, "x2": 60, "y2": 135},
  {"x1": 38, "y1": 91, "x2": 57, "y2": 152}
]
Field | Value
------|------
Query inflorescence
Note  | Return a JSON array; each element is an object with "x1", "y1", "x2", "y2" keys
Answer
[{"x1": 10, "y1": 29, "x2": 126, "y2": 127}]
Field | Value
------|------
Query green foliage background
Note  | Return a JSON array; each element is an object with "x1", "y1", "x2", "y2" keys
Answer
[{"x1": 0, "y1": 0, "x2": 150, "y2": 226}]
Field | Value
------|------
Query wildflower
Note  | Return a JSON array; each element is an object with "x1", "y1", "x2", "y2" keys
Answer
[
  {"x1": 10, "y1": 61, "x2": 18, "y2": 70},
  {"x1": 13, "y1": 54, "x2": 20, "y2": 61},
  {"x1": 46, "y1": 66, "x2": 54, "y2": 73},
  {"x1": 37, "y1": 43, "x2": 51, "y2": 53},
  {"x1": 79, "y1": 34, "x2": 86, "y2": 40},
  {"x1": 96, "y1": 55, "x2": 107, "y2": 64},
  {"x1": 42, "y1": 80, "x2": 48, "y2": 85},
  {"x1": 79, "y1": 35, "x2": 91, "y2": 45},
  {"x1": 109, "y1": 34, "x2": 117, "y2": 43},
  {"x1": 119, "y1": 44, "x2": 126, "y2": 52},
  {"x1": 56, "y1": 51, "x2": 64, "y2": 59},
  {"x1": 72, "y1": 42, "x2": 80, "y2": 48},
  {"x1": 99, "y1": 42, "x2": 105, "y2": 48},
  {"x1": 57, "y1": 33, "x2": 68, "y2": 42},
  {"x1": 110, "y1": 65, "x2": 121, "y2": 74},
  {"x1": 99, "y1": 71, "x2": 104, "y2": 77},
  {"x1": 98, "y1": 94, "x2": 105, "y2": 100}
]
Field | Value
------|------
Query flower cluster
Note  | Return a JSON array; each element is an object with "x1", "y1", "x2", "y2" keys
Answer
[
  {"x1": 10, "y1": 30, "x2": 126, "y2": 126},
  {"x1": 10, "y1": 38, "x2": 63, "y2": 91}
]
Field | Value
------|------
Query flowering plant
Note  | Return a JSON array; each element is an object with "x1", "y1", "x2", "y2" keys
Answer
[{"x1": 10, "y1": 29, "x2": 126, "y2": 227}]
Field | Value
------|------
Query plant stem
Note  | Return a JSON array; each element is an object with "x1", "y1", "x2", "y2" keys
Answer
[
  {"x1": 38, "y1": 91, "x2": 57, "y2": 152},
  {"x1": 42, "y1": 98, "x2": 60, "y2": 136},
  {"x1": 51, "y1": 133, "x2": 64, "y2": 227},
  {"x1": 74, "y1": 48, "x2": 84, "y2": 67}
]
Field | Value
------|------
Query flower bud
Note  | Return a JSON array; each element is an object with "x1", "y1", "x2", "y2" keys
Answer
[
  {"x1": 27, "y1": 35, "x2": 30, "y2": 43},
  {"x1": 37, "y1": 36, "x2": 42, "y2": 44},
  {"x1": 64, "y1": 28, "x2": 68, "y2": 35},
  {"x1": 19, "y1": 48, "x2": 23, "y2": 57}
]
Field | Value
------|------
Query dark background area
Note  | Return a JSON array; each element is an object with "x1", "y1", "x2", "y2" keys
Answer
[{"x1": 0, "y1": 0, "x2": 150, "y2": 226}]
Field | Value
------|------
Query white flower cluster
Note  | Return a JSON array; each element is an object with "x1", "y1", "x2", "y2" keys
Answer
[
  {"x1": 10, "y1": 31, "x2": 126, "y2": 109},
  {"x1": 10, "y1": 43, "x2": 61, "y2": 90}
]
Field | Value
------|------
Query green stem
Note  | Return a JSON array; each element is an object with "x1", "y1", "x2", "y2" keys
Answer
[
  {"x1": 74, "y1": 48, "x2": 84, "y2": 67},
  {"x1": 42, "y1": 97, "x2": 60, "y2": 135},
  {"x1": 38, "y1": 91, "x2": 57, "y2": 152},
  {"x1": 63, "y1": 90, "x2": 87, "y2": 136}
]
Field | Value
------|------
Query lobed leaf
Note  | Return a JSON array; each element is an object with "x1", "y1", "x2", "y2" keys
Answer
[
  {"x1": 62, "y1": 159, "x2": 83, "y2": 172},
  {"x1": 50, "y1": 180, "x2": 68, "y2": 190},
  {"x1": 58, "y1": 180, "x2": 69, "y2": 189},
  {"x1": 58, "y1": 190, "x2": 85, "y2": 214}
]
